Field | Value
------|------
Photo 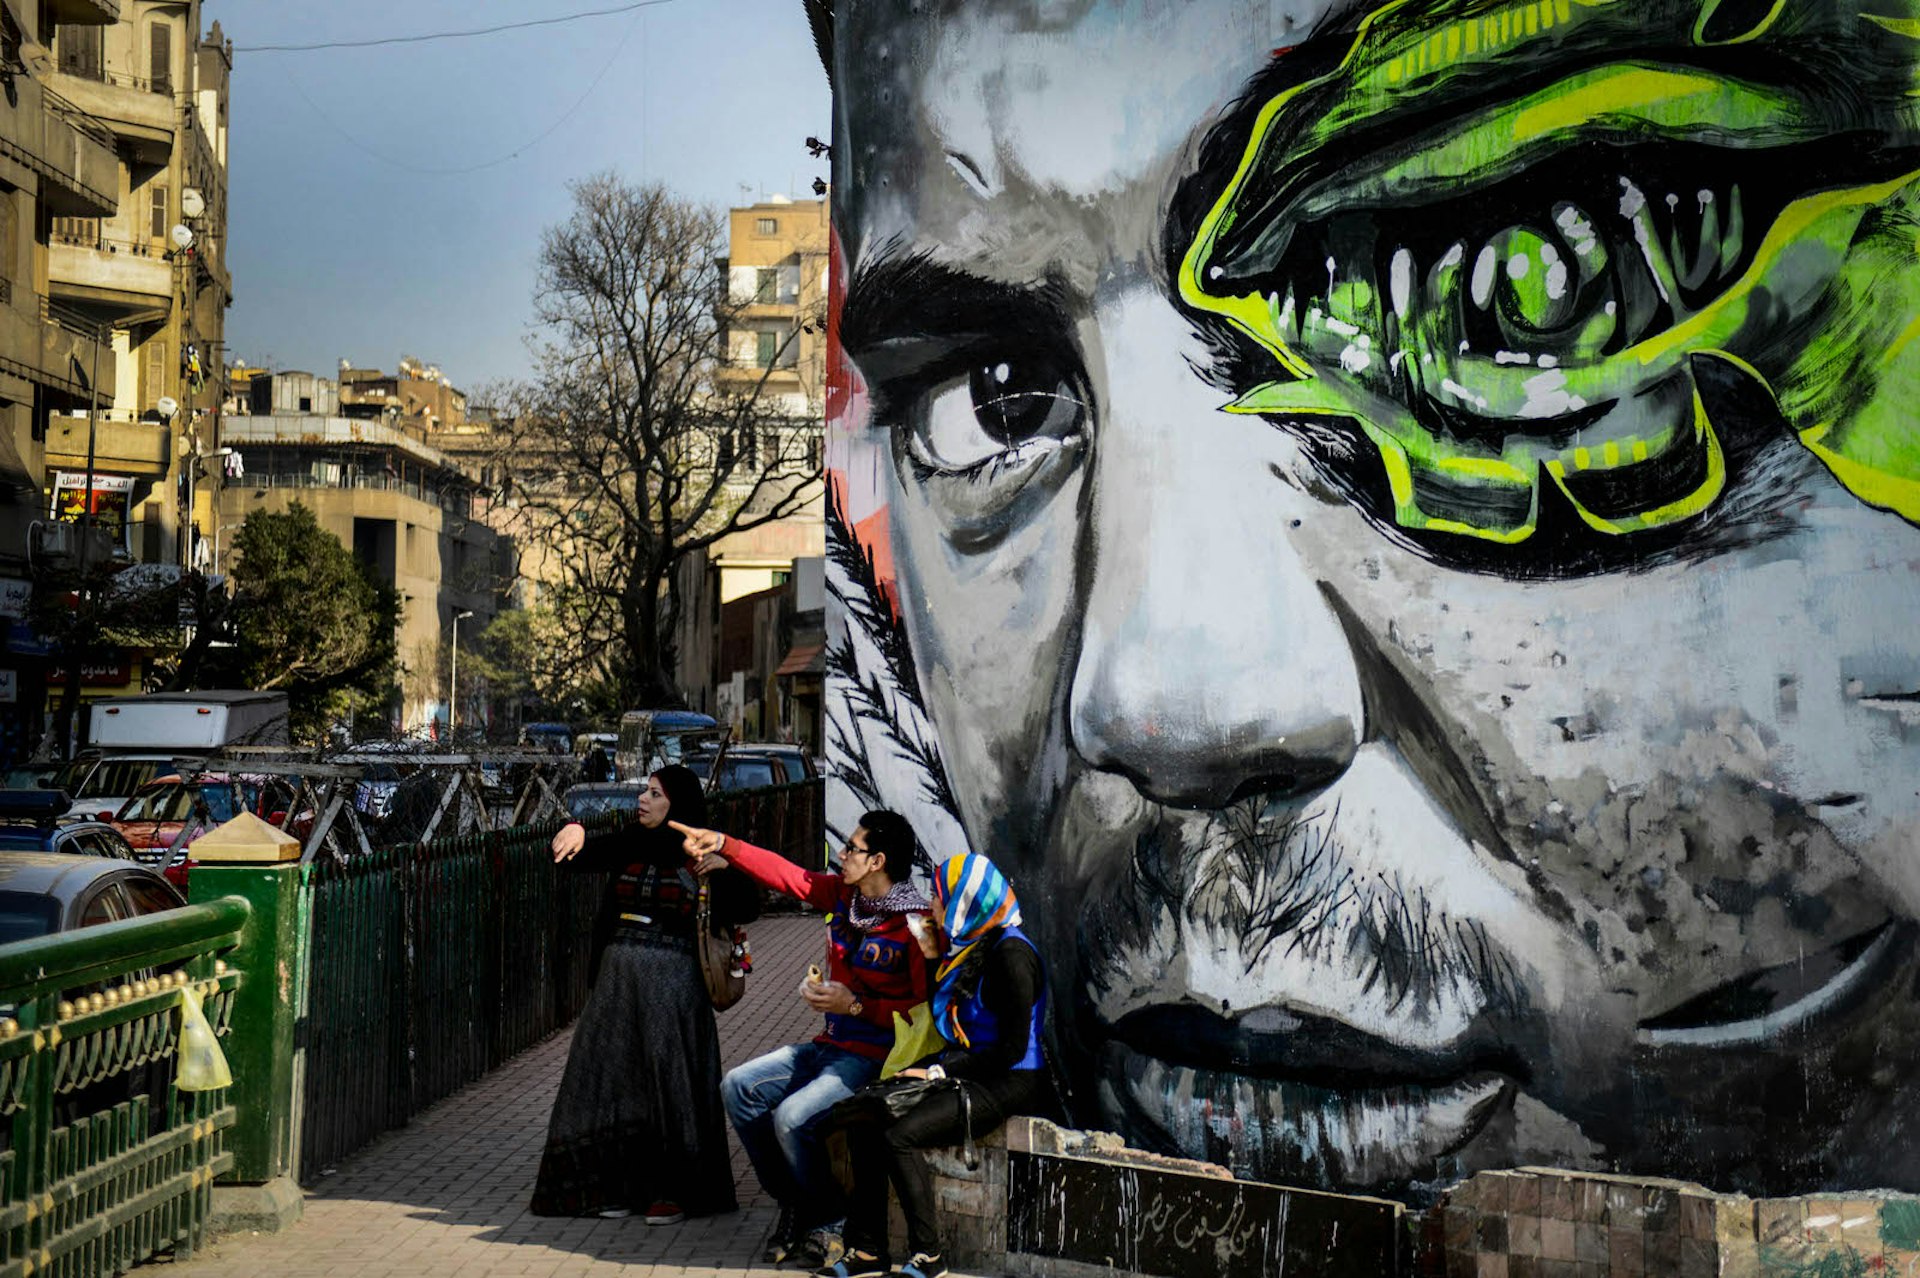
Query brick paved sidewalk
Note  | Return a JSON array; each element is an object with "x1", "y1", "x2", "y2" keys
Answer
[{"x1": 175, "y1": 910, "x2": 984, "y2": 1278}]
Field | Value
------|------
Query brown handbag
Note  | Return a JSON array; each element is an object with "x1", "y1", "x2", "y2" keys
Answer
[{"x1": 696, "y1": 876, "x2": 747, "y2": 1011}]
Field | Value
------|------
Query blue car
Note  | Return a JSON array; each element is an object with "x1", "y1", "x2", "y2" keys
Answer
[{"x1": 0, "y1": 791, "x2": 137, "y2": 860}]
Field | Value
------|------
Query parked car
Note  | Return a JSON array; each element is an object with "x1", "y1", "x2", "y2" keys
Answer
[
  {"x1": 110, "y1": 774, "x2": 298, "y2": 888},
  {"x1": 0, "y1": 852, "x2": 184, "y2": 945},
  {"x1": 351, "y1": 761, "x2": 404, "y2": 820},
  {"x1": 614, "y1": 710, "x2": 721, "y2": 779},
  {"x1": 0, "y1": 791, "x2": 138, "y2": 859},
  {"x1": 42, "y1": 754, "x2": 178, "y2": 824},
  {"x1": 574, "y1": 732, "x2": 617, "y2": 757},
  {"x1": 683, "y1": 744, "x2": 819, "y2": 792},
  {"x1": 561, "y1": 782, "x2": 646, "y2": 822},
  {"x1": 519, "y1": 722, "x2": 574, "y2": 755}
]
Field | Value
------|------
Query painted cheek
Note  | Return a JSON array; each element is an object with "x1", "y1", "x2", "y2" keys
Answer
[{"x1": 891, "y1": 446, "x2": 1086, "y2": 829}]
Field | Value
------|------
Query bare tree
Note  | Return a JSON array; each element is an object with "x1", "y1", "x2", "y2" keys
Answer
[{"x1": 504, "y1": 174, "x2": 823, "y2": 709}]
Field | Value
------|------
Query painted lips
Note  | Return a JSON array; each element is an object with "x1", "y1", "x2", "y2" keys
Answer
[{"x1": 1095, "y1": 1037, "x2": 1513, "y2": 1190}]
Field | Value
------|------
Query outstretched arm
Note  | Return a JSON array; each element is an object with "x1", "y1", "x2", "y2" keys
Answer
[{"x1": 671, "y1": 820, "x2": 841, "y2": 910}]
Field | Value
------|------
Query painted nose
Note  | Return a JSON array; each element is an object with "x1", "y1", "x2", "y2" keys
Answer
[{"x1": 1067, "y1": 293, "x2": 1364, "y2": 809}]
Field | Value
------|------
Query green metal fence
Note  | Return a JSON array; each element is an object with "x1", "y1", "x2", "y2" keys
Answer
[
  {"x1": 0, "y1": 897, "x2": 247, "y2": 1277},
  {"x1": 298, "y1": 822, "x2": 604, "y2": 1183}
]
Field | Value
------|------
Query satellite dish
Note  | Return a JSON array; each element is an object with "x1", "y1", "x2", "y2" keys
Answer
[
  {"x1": 170, "y1": 224, "x2": 195, "y2": 251},
  {"x1": 155, "y1": 396, "x2": 179, "y2": 421},
  {"x1": 180, "y1": 188, "x2": 205, "y2": 219}
]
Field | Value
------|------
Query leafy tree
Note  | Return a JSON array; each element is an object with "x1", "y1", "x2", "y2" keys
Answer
[
  {"x1": 503, "y1": 173, "x2": 823, "y2": 709},
  {"x1": 213, "y1": 502, "x2": 399, "y2": 740}
]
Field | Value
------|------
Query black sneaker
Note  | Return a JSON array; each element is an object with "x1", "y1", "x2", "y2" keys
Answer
[
  {"x1": 892, "y1": 1252, "x2": 947, "y2": 1278},
  {"x1": 792, "y1": 1228, "x2": 844, "y2": 1268},
  {"x1": 812, "y1": 1248, "x2": 888, "y2": 1278},
  {"x1": 762, "y1": 1204, "x2": 799, "y2": 1264}
]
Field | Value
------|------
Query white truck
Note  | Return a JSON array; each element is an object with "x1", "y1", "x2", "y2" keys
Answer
[{"x1": 50, "y1": 691, "x2": 292, "y2": 821}]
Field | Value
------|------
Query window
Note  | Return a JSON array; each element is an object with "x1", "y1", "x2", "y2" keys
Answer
[
  {"x1": 143, "y1": 340, "x2": 168, "y2": 410},
  {"x1": 0, "y1": 892, "x2": 59, "y2": 943},
  {"x1": 95, "y1": 830, "x2": 136, "y2": 861},
  {"x1": 126, "y1": 879, "x2": 181, "y2": 915},
  {"x1": 755, "y1": 217, "x2": 777, "y2": 235},
  {"x1": 79, "y1": 883, "x2": 131, "y2": 929},
  {"x1": 756, "y1": 330, "x2": 778, "y2": 368},
  {"x1": 148, "y1": 184, "x2": 168, "y2": 241},
  {"x1": 57, "y1": 24, "x2": 102, "y2": 80},
  {"x1": 148, "y1": 20, "x2": 171, "y2": 96},
  {"x1": 755, "y1": 268, "x2": 778, "y2": 303}
]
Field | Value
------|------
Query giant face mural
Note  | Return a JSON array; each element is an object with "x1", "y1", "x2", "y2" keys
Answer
[{"x1": 822, "y1": 0, "x2": 1920, "y2": 1199}]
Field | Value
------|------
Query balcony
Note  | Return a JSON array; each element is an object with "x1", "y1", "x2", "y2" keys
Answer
[
  {"x1": 0, "y1": 295, "x2": 116, "y2": 408},
  {"x1": 43, "y1": 416, "x2": 171, "y2": 480},
  {"x1": 44, "y1": 0, "x2": 119, "y2": 22},
  {"x1": 48, "y1": 233, "x2": 173, "y2": 312},
  {"x1": 46, "y1": 69, "x2": 174, "y2": 167},
  {"x1": 0, "y1": 83, "x2": 117, "y2": 219},
  {"x1": 38, "y1": 86, "x2": 119, "y2": 218}
]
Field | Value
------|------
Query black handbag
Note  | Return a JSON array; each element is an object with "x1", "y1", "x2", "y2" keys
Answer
[{"x1": 849, "y1": 1074, "x2": 978, "y2": 1170}]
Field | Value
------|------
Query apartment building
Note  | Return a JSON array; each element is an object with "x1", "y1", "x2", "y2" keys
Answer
[
  {"x1": 42, "y1": 2, "x2": 231, "y2": 570},
  {"x1": 675, "y1": 195, "x2": 830, "y2": 742},
  {"x1": 221, "y1": 370, "x2": 510, "y2": 735},
  {"x1": 0, "y1": 0, "x2": 126, "y2": 761}
]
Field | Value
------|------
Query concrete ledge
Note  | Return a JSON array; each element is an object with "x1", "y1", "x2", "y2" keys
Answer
[
  {"x1": 208, "y1": 1176, "x2": 304, "y2": 1236},
  {"x1": 1421, "y1": 1167, "x2": 1920, "y2": 1277}
]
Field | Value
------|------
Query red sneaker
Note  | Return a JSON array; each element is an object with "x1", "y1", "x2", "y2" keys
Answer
[{"x1": 643, "y1": 1200, "x2": 684, "y2": 1226}]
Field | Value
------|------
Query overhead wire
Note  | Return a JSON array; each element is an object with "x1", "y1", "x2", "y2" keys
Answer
[
  {"x1": 276, "y1": 4, "x2": 654, "y2": 175},
  {"x1": 233, "y1": 0, "x2": 678, "y2": 53}
]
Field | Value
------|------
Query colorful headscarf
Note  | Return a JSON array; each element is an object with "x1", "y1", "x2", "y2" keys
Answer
[{"x1": 930, "y1": 854, "x2": 1022, "y2": 1048}]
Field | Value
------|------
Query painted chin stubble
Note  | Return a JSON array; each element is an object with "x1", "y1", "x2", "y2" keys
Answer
[{"x1": 1056, "y1": 791, "x2": 1536, "y2": 1190}]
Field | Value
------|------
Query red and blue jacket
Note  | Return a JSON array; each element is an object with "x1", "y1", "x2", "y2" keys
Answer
[{"x1": 722, "y1": 836, "x2": 931, "y2": 1060}]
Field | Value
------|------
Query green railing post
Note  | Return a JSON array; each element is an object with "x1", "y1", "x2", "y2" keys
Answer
[{"x1": 187, "y1": 813, "x2": 307, "y2": 1233}]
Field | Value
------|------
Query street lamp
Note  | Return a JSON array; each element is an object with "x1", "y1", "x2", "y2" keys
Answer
[{"x1": 449, "y1": 609, "x2": 473, "y2": 741}]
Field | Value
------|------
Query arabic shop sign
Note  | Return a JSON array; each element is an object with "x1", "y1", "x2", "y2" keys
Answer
[{"x1": 50, "y1": 472, "x2": 134, "y2": 545}]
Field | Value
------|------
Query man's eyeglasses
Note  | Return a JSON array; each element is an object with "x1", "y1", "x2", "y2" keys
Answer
[{"x1": 834, "y1": 840, "x2": 873, "y2": 872}]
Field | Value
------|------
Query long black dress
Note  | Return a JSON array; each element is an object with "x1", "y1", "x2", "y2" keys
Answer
[{"x1": 530, "y1": 801, "x2": 756, "y2": 1217}]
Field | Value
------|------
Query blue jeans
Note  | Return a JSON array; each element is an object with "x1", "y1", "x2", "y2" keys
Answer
[{"x1": 721, "y1": 1041, "x2": 879, "y2": 1229}]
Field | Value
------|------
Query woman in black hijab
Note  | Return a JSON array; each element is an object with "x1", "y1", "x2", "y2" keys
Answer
[{"x1": 530, "y1": 764, "x2": 757, "y2": 1222}]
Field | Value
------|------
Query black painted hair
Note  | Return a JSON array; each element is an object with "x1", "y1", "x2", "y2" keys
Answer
[{"x1": 803, "y1": 0, "x2": 833, "y2": 83}]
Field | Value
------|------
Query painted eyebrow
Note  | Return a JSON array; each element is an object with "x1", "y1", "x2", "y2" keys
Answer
[{"x1": 840, "y1": 249, "x2": 1078, "y2": 384}]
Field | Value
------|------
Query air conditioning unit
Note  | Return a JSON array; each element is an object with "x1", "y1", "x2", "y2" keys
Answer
[
  {"x1": 30, "y1": 521, "x2": 117, "y2": 565},
  {"x1": 32, "y1": 522, "x2": 80, "y2": 558}
]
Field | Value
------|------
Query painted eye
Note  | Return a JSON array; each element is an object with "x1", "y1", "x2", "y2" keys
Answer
[
  {"x1": 1178, "y1": 15, "x2": 1920, "y2": 549},
  {"x1": 910, "y1": 356, "x2": 1089, "y2": 474}
]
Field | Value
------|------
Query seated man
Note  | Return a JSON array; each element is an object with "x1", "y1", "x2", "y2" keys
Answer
[{"x1": 695, "y1": 809, "x2": 930, "y2": 1265}]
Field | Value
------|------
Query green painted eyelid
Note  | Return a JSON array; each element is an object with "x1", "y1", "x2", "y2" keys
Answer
[{"x1": 1297, "y1": 65, "x2": 1803, "y2": 216}]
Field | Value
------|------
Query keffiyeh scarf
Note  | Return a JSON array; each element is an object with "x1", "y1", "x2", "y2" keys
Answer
[{"x1": 845, "y1": 879, "x2": 928, "y2": 932}]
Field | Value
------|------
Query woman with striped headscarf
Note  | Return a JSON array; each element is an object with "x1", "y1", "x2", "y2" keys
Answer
[{"x1": 818, "y1": 854, "x2": 1050, "y2": 1278}]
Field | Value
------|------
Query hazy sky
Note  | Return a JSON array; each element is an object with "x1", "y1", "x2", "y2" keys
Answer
[{"x1": 207, "y1": 0, "x2": 831, "y2": 394}]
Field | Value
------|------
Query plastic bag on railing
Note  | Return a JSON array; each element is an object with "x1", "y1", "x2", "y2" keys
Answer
[{"x1": 177, "y1": 984, "x2": 232, "y2": 1092}]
